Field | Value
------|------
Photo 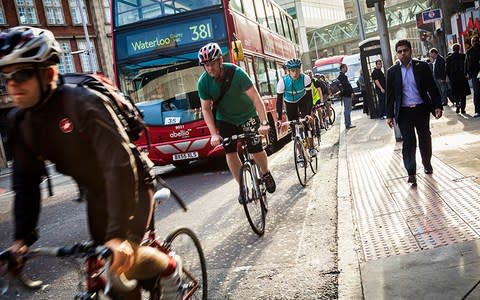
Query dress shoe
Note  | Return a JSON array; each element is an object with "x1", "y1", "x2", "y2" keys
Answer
[
  {"x1": 456, "y1": 107, "x2": 460, "y2": 114},
  {"x1": 407, "y1": 175, "x2": 417, "y2": 185},
  {"x1": 346, "y1": 125, "x2": 356, "y2": 129},
  {"x1": 424, "y1": 168, "x2": 433, "y2": 174}
]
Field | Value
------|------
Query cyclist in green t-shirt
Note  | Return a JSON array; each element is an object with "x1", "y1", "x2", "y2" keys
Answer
[{"x1": 197, "y1": 42, "x2": 276, "y2": 204}]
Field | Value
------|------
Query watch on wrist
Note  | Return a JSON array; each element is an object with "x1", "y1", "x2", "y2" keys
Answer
[{"x1": 261, "y1": 120, "x2": 268, "y2": 126}]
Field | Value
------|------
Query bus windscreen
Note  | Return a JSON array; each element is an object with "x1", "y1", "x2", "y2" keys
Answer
[
  {"x1": 128, "y1": 61, "x2": 205, "y2": 126},
  {"x1": 115, "y1": 0, "x2": 222, "y2": 27}
]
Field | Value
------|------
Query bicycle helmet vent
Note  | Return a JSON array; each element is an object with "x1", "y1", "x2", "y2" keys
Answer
[
  {"x1": 0, "y1": 26, "x2": 62, "y2": 68},
  {"x1": 198, "y1": 42, "x2": 222, "y2": 64},
  {"x1": 285, "y1": 58, "x2": 302, "y2": 69}
]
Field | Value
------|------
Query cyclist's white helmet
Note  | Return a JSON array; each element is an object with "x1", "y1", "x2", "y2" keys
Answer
[
  {"x1": 0, "y1": 26, "x2": 62, "y2": 68},
  {"x1": 198, "y1": 42, "x2": 222, "y2": 64}
]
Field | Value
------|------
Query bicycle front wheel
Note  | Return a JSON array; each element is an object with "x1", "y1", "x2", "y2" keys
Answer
[
  {"x1": 240, "y1": 163, "x2": 266, "y2": 236},
  {"x1": 162, "y1": 228, "x2": 208, "y2": 300},
  {"x1": 313, "y1": 114, "x2": 322, "y2": 148},
  {"x1": 294, "y1": 137, "x2": 307, "y2": 187}
]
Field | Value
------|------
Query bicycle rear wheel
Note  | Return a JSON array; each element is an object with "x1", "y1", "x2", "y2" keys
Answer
[
  {"x1": 240, "y1": 163, "x2": 266, "y2": 236},
  {"x1": 321, "y1": 108, "x2": 329, "y2": 131},
  {"x1": 159, "y1": 228, "x2": 208, "y2": 300},
  {"x1": 328, "y1": 106, "x2": 336, "y2": 125},
  {"x1": 309, "y1": 147, "x2": 318, "y2": 174},
  {"x1": 294, "y1": 137, "x2": 307, "y2": 187}
]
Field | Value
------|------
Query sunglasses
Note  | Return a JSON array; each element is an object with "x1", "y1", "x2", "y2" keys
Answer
[
  {"x1": 0, "y1": 67, "x2": 36, "y2": 84},
  {"x1": 396, "y1": 48, "x2": 409, "y2": 54}
]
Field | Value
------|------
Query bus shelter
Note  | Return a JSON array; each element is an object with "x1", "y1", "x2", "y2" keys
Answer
[{"x1": 359, "y1": 37, "x2": 382, "y2": 119}]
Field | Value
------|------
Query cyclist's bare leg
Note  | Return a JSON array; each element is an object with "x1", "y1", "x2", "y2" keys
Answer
[
  {"x1": 252, "y1": 150, "x2": 269, "y2": 175},
  {"x1": 111, "y1": 245, "x2": 171, "y2": 300},
  {"x1": 226, "y1": 152, "x2": 242, "y2": 183},
  {"x1": 125, "y1": 246, "x2": 170, "y2": 280}
]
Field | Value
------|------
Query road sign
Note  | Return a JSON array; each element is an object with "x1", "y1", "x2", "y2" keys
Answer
[{"x1": 422, "y1": 9, "x2": 442, "y2": 24}]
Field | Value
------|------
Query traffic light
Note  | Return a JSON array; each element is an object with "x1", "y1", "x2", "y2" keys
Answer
[{"x1": 366, "y1": 0, "x2": 384, "y2": 8}]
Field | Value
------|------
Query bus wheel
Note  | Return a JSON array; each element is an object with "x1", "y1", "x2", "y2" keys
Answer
[{"x1": 265, "y1": 119, "x2": 277, "y2": 155}]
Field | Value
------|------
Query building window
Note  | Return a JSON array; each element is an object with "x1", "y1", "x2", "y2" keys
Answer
[
  {"x1": 43, "y1": 0, "x2": 65, "y2": 25},
  {"x1": 103, "y1": 0, "x2": 111, "y2": 24},
  {"x1": 0, "y1": 3, "x2": 6, "y2": 24},
  {"x1": 77, "y1": 40, "x2": 98, "y2": 73},
  {"x1": 16, "y1": 0, "x2": 39, "y2": 25},
  {"x1": 69, "y1": 0, "x2": 89, "y2": 25},
  {"x1": 58, "y1": 41, "x2": 75, "y2": 74}
]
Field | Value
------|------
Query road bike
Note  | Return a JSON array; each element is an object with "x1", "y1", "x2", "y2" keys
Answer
[
  {"x1": 285, "y1": 118, "x2": 318, "y2": 187},
  {"x1": 312, "y1": 100, "x2": 336, "y2": 133},
  {"x1": 223, "y1": 132, "x2": 268, "y2": 236},
  {"x1": 0, "y1": 177, "x2": 207, "y2": 300}
]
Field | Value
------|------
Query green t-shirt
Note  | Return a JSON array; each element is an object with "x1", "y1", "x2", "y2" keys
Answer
[{"x1": 198, "y1": 63, "x2": 257, "y2": 126}]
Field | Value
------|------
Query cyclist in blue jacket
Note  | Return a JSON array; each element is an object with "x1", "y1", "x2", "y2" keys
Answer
[{"x1": 276, "y1": 58, "x2": 316, "y2": 158}]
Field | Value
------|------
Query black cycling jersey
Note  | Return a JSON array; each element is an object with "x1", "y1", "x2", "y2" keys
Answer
[{"x1": 10, "y1": 84, "x2": 154, "y2": 246}]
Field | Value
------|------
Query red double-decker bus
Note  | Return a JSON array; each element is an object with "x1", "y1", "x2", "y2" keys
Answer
[{"x1": 111, "y1": 0, "x2": 298, "y2": 167}]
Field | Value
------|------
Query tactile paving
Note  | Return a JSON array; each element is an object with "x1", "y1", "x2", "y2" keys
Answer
[{"x1": 348, "y1": 148, "x2": 480, "y2": 261}]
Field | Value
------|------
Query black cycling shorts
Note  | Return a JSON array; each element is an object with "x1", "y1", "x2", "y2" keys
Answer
[{"x1": 217, "y1": 116, "x2": 264, "y2": 154}]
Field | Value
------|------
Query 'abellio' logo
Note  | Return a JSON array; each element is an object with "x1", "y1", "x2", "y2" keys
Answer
[{"x1": 170, "y1": 129, "x2": 192, "y2": 138}]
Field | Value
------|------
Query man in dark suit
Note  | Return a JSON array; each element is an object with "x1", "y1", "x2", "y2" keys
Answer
[
  {"x1": 386, "y1": 39, "x2": 443, "y2": 185},
  {"x1": 429, "y1": 48, "x2": 448, "y2": 106}
]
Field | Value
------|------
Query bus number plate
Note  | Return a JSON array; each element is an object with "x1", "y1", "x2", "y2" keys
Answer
[{"x1": 173, "y1": 152, "x2": 199, "y2": 161}]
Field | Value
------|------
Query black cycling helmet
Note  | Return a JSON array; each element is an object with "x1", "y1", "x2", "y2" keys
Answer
[
  {"x1": 285, "y1": 58, "x2": 302, "y2": 69},
  {"x1": 0, "y1": 26, "x2": 62, "y2": 68},
  {"x1": 198, "y1": 42, "x2": 222, "y2": 64}
]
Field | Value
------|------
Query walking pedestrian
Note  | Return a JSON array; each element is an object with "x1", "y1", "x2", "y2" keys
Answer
[
  {"x1": 385, "y1": 39, "x2": 443, "y2": 185},
  {"x1": 465, "y1": 35, "x2": 480, "y2": 117},
  {"x1": 429, "y1": 48, "x2": 448, "y2": 106},
  {"x1": 446, "y1": 43, "x2": 470, "y2": 114},
  {"x1": 371, "y1": 59, "x2": 386, "y2": 119}
]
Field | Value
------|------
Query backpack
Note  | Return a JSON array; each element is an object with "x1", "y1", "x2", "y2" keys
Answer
[
  {"x1": 60, "y1": 73, "x2": 146, "y2": 142},
  {"x1": 330, "y1": 78, "x2": 343, "y2": 95}
]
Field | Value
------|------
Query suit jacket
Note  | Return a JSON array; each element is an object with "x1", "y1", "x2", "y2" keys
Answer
[
  {"x1": 386, "y1": 59, "x2": 442, "y2": 122},
  {"x1": 432, "y1": 55, "x2": 446, "y2": 80}
]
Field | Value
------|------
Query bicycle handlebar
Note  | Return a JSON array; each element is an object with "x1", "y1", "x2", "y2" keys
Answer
[
  {"x1": 0, "y1": 243, "x2": 137, "y2": 292},
  {"x1": 282, "y1": 117, "x2": 310, "y2": 126},
  {"x1": 221, "y1": 132, "x2": 262, "y2": 147}
]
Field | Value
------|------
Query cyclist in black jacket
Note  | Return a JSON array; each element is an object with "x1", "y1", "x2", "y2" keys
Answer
[
  {"x1": 337, "y1": 63, "x2": 355, "y2": 129},
  {"x1": 0, "y1": 26, "x2": 183, "y2": 300}
]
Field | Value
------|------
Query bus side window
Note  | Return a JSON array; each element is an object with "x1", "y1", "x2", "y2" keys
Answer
[{"x1": 254, "y1": 57, "x2": 270, "y2": 96}]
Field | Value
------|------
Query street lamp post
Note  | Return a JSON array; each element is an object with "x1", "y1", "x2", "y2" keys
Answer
[
  {"x1": 354, "y1": 0, "x2": 366, "y2": 41},
  {"x1": 76, "y1": 0, "x2": 96, "y2": 73}
]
